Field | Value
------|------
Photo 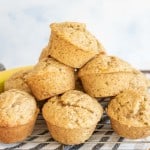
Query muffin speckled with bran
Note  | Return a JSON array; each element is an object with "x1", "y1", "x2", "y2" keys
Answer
[
  {"x1": 48, "y1": 22, "x2": 105, "y2": 68},
  {"x1": 107, "y1": 90, "x2": 150, "y2": 139},
  {"x1": 0, "y1": 89, "x2": 39, "y2": 143},
  {"x1": 42, "y1": 90, "x2": 103, "y2": 145},
  {"x1": 78, "y1": 54, "x2": 148, "y2": 97},
  {"x1": 26, "y1": 57, "x2": 75, "y2": 100}
]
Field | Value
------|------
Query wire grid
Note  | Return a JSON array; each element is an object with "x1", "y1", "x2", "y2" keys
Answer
[{"x1": 0, "y1": 71, "x2": 150, "y2": 150}]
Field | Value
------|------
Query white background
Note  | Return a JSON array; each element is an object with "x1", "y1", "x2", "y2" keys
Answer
[{"x1": 0, "y1": 0, "x2": 150, "y2": 69}]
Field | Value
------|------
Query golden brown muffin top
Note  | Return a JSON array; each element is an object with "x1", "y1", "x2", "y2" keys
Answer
[
  {"x1": 50, "y1": 22, "x2": 102, "y2": 53},
  {"x1": 78, "y1": 54, "x2": 137, "y2": 76},
  {"x1": 4, "y1": 69, "x2": 32, "y2": 93},
  {"x1": 42, "y1": 90, "x2": 103, "y2": 128},
  {"x1": 0, "y1": 89, "x2": 37, "y2": 127},
  {"x1": 107, "y1": 90, "x2": 150, "y2": 127}
]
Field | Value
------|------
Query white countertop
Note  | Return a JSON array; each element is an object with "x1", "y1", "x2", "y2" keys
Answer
[{"x1": 0, "y1": 0, "x2": 150, "y2": 69}]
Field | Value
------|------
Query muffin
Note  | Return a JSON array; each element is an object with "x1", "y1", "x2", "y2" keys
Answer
[
  {"x1": 48, "y1": 22, "x2": 105, "y2": 68},
  {"x1": 78, "y1": 54, "x2": 148, "y2": 97},
  {"x1": 25, "y1": 57, "x2": 75, "y2": 100},
  {"x1": 107, "y1": 90, "x2": 150, "y2": 139},
  {"x1": 4, "y1": 69, "x2": 32, "y2": 94},
  {"x1": 39, "y1": 46, "x2": 50, "y2": 61},
  {"x1": 42, "y1": 90, "x2": 103, "y2": 145},
  {"x1": 0, "y1": 89, "x2": 39, "y2": 143}
]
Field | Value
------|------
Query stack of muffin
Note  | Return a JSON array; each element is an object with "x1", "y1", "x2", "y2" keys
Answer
[{"x1": 0, "y1": 22, "x2": 150, "y2": 144}]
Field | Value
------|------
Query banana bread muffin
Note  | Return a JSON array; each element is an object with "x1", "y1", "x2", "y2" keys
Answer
[
  {"x1": 42, "y1": 90, "x2": 103, "y2": 145},
  {"x1": 4, "y1": 69, "x2": 32, "y2": 94},
  {"x1": 26, "y1": 57, "x2": 75, "y2": 100},
  {"x1": 78, "y1": 54, "x2": 148, "y2": 97},
  {"x1": 107, "y1": 90, "x2": 150, "y2": 139},
  {"x1": 0, "y1": 89, "x2": 39, "y2": 143},
  {"x1": 48, "y1": 22, "x2": 105, "y2": 68}
]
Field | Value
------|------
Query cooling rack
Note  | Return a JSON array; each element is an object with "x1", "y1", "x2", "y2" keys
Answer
[{"x1": 0, "y1": 70, "x2": 150, "y2": 150}]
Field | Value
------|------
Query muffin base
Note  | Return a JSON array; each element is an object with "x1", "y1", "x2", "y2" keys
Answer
[
  {"x1": 46, "y1": 121, "x2": 96, "y2": 145},
  {"x1": 0, "y1": 109, "x2": 39, "y2": 143},
  {"x1": 110, "y1": 118, "x2": 150, "y2": 139}
]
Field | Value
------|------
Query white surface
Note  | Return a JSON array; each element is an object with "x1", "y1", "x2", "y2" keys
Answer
[{"x1": 0, "y1": 0, "x2": 150, "y2": 69}]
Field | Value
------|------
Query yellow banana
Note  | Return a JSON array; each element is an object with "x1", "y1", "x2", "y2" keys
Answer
[{"x1": 0, "y1": 65, "x2": 33, "y2": 93}]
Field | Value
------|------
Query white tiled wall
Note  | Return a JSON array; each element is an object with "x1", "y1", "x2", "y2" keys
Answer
[{"x1": 0, "y1": 0, "x2": 150, "y2": 69}]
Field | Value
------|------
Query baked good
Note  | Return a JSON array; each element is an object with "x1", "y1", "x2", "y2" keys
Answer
[
  {"x1": 4, "y1": 69, "x2": 32, "y2": 94},
  {"x1": 78, "y1": 54, "x2": 148, "y2": 97},
  {"x1": 48, "y1": 22, "x2": 105, "y2": 68},
  {"x1": 25, "y1": 57, "x2": 75, "y2": 100},
  {"x1": 42, "y1": 90, "x2": 103, "y2": 145},
  {"x1": 39, "y1": 46, "x2": 50, "y2": 61},
  {"x1": 107, "y1": 90, "x2": 150, "y2": 139},
  {"x1": 0, "y1": 89, "x2": 39, "y2": 143}
]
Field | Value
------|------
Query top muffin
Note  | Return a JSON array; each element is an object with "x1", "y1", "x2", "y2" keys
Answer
[{"x1": 47, "y1": 22, "x2": 105, "y2": 68}]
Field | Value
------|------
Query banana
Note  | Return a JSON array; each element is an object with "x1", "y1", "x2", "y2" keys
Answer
[{"x1": 0, "y1": 65, "x2": 33, "y2": 93}]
